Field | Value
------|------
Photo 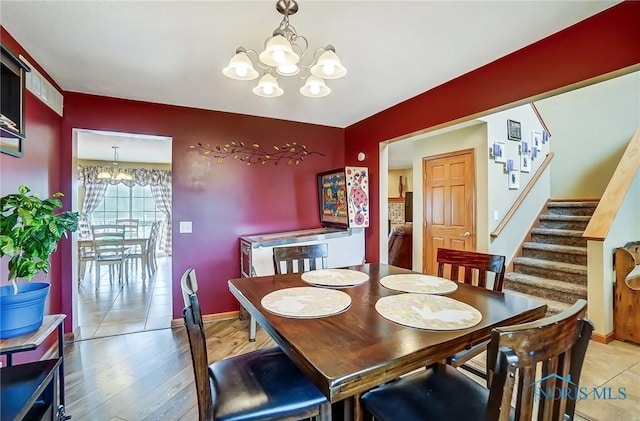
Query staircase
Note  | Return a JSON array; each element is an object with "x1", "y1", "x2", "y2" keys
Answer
[{"x1": 504, "y1": 200, "x2": 598, "y2": 314}]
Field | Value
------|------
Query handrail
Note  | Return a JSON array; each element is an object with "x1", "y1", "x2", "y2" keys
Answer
[
  {"x1": 491, "y1": 152, "x2": 555, "y2": 238},
  {"x1": 530, "y1": 103, "x2": 552, "y2": 137},
  {"x1": 583, "y1": 127, "x2": 640, "y2": 241}
]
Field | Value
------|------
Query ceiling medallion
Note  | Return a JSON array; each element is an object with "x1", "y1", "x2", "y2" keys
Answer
[{"x1": 222, "y1": 0, "x2": 347, "y2": 98}]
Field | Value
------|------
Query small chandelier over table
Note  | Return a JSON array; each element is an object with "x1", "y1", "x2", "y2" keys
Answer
[
  {"x1": 222, "y1": 0, "x2": 347, "y2": 98},
  {"x1": 97, "y1": 146, "x2": 132, "y2": 181}
]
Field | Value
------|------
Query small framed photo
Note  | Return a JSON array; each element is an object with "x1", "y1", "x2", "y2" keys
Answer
[
  {"x1": 492, "y1": 141, "x2": 506, "y2": 163},
  {"x1": 507, "y1": 119, "x2": 522, "y2": 141},
  {"x1": 520, "y1": 141, "x2": 529, "y2": 155},
  {"x1": 532, "y1": 131, "x2": 542, "y2": 151},
  {"x1": 542, "y1": 130, "x2": 549, "y2": 143},
  {"x1": 508, "y1": 170, "x2": 520, "y2": 190},
  {"x1": 531, "y1": 147, "x2": 538, "y2": 159},
  {"x1": 506, "y1": 159, "x2": 514, "y2": 172},
  {"x1": 520, "y1": 154, "x2": 530, "y2": 173}
]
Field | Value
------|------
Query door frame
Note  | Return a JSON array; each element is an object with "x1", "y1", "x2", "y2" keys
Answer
[{"x1": 422, "y1": 148, "x2": 476, "y2": 274}]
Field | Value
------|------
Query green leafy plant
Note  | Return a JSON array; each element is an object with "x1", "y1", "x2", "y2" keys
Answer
[{"x1": 1, "y1": 185, "x2": 79, "y2": 294}]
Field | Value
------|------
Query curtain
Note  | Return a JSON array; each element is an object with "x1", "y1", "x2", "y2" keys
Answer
[
  {"x1": 78, "y1": 165, "x2": 172, "y2": 254},
  {"x1": 150, "y1": 183, "x2": 172, "y2": 255}
]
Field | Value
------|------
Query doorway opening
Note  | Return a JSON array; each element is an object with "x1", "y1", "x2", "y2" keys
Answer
[{"x1": 73, "y1": 129, "x2": 173, "y2": 340}]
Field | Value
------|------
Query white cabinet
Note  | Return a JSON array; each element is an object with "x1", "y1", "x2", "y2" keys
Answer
[{"x1": 240, "y1": 227, "x2": 365, "y2": 277}]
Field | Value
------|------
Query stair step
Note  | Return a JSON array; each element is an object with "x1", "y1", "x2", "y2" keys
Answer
[
  {"x1": 547, "y1": 201, "x2": 599, "y2": 216},
  {"x1": 522, "y1": 242, "x2": 587, "y2": 265},
  {"x1": 530, "y1": 228, "x2": 586, "y2": 247},
  {"x1": 503, "y1": 288, "x2": 572, "y2": 315},
  {"x1": 539, "y1": 214, "x2": 591, "y2": 230},
  {"x1": 512, "y1": 257, "x2": 587, "y2": 285},
  {"x1": 504, "y1": 273, "x2": 587, "y2": 305}
]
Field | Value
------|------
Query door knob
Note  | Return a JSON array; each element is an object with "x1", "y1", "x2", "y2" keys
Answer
[{"x1": 460, "y1": 232, "x2": 471, "y2": 237}]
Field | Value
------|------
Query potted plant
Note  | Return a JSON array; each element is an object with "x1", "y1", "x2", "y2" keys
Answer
[{"x1": 0, "y1": 185, "x2": 78, "y2": 338}]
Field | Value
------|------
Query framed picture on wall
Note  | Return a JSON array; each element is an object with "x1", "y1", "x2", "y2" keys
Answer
[
  {"x1": 507, "y1": 119, "x2": 522, "y2": 141},
  {"x1": 521, "y1": 153, "x2": 530, "y2": 173},
  {"x1": 532, "y1": 131, "x2": 542, "y2": 151},
  {"x1": 542, "y1": 130, "x2": 550, "y2": 143},
  {"x1": 506, "y1": 159, "x2": 514, "y2": 172},
  {"x1": 531, "y1": 147, "x2": 538, "y2": 160},
  {"x1": 508, "y1": 170, "x2": 520, "y2": 189},
  {"x1": 520, "y1": 140, "x2": 529, "y2": 155},
  {"x1": 492, "y1": 141, "x2": 506, "y2": 163}
]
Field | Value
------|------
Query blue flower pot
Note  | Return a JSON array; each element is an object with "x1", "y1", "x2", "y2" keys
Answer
[{"x1": 0, "y1": 283, "x2": 50, "y2": 339}]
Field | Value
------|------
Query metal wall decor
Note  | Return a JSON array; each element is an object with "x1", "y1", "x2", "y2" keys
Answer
[{"x1": 190, "y1": 141, "x2": 325, "y2": 166}]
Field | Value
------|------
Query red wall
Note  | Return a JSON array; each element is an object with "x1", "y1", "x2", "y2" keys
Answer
[
  {"x1": 61, "y1": 94, "x2": 345, "y2": 319},
  {"x1": 345, "y1": 1, "x2": 640, "y2": 263},
  {"x1": 0, "y1": 28, "x2": 65, "y2": 362}
]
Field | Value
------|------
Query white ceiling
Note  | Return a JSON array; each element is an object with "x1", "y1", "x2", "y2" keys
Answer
[
  {"x1": 76, "y1": 130, "x2": 172, "y2": 164},
  {"x1": 1, "y1": 0, "x2": 618, "y2": 132}
]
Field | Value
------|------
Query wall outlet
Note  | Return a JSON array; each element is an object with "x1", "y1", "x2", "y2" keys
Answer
[{"x1": 179, "y1": 221, "x2": 192, "y2": 233}]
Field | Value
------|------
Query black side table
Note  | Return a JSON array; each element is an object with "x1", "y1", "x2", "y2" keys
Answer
[{"x1": 0, "y1": 314, "x2": 69, "y2": 420}]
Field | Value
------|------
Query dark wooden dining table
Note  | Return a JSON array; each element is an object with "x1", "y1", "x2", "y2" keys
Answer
[{"x1": 228, "y1": 263, "x2": 547, "y2": 421}]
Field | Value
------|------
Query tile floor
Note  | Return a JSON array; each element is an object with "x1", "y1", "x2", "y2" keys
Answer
[{"x1": 76, "y1": 256, "x2": 172, "y2": 340}]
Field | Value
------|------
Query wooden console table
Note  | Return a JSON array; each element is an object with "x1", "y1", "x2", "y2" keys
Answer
[{"x1": 0, "y1": 314, "x2": 70, "y2": 420}]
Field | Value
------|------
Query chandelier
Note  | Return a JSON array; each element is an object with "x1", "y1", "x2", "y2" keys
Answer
[
  {"x1": 97, "y1": 146, "x2": 132, "y2": 181},
  {"x1": 222, "y1": 0, "x2": 347, "y2": 98}
]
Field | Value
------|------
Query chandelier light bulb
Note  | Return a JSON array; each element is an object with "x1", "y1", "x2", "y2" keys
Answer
[
  {"x1": 323, "y1": 63, "x2": 336, "y2": 76},
  {"x1": 300, "y1": 76, "x2": 330, "y2": 98},
  {"x1": 223, "y1": 51, "x2": 259, "y2": 80},
  {"x1": 253, "y1": 73, "x2": 284, "y2": 97},
  {"x1": 310, "y1": 49, "x2": 347, "y2": 79},
  {"x1": 277, "y1": 63, "x2": 299, "y2": 76},
  {"x1": 259, "y1": 35, "x2": 299, "y2": 67}
]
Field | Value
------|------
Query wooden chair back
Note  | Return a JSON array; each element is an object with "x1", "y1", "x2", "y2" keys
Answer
[
  {"x1": 180, "y1": 268, "x2": 198, "y2": 309},
  {"x1": 273, "y1": 243, "x2": 328, "y2": 274},
  {"x1": 436, "y1": 248, "x2": 506, "y2": 291},
  {"x1": 116, "y1": 218, "x2": 139, "y2": 237},
  {"x1": 485, "y1": 299, "x2": 593, "y2": 420},
  {"x1": 183, "y1": 292, "x2": 214, "y2": 421}
]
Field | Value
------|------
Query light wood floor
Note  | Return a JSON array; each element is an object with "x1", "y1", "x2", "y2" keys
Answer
[
  {"x1": 62, "y1": 317, "x2": 640, "y2": 421},
  {"x1": 76, "y1": 256, "x2": 172, "y2": 340}
]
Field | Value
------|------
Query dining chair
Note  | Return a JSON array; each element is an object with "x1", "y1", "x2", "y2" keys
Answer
[
  {"x1": 243, "y1": 243, "x2": 330, "y2": 342},
  {"x1": 146, "y1": 220, "x2": 162, "y2": 273},
  {"x1": 273, "y1": 243, "x2": 329, "y2": 274},
  {"x1": 77, "y1": 217, "x2": 95, "y2": 283},
  {"x1": 91, "y1": 224, "x2": 129, "y2": 288},
  {"x1": 181, "y1": 268, "x2": 331, "y2": 421},
  {"x1": 116, "y1": 218, "x2": 139, "y2": 238},
  {"x1": 361, "y1": 299, "x2": 593, "y2": 421},
  {"x1": 436, "y1": 247, "x2": 506, "y2": 378}
]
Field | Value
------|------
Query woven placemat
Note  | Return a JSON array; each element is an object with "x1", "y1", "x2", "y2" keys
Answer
[
  {"x1": 375, "y1": 293, "x2": 482, "y2": 330},
  {"x1": 380, "y1": 274, "x2": 458, "y2": 294},
  {"x1": 301, "y1": 269, "x2": 369, "y2": 287},
  {"x1": 261, "y1": 287, "x2": 352, "y2": 318}
]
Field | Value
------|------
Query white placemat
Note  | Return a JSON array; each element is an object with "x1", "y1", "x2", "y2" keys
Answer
[
  {"x1": 375, "y1": 293, "x2": 482, "y2": 330},
  {"x1": 380, "y1": 274, "x2": 458, "y2": 294},
  {"x1": 261, "y1": 287, "x2": 352, "y2": 318},
  {"x1": 300, "y1": 269, "x2": 369, "y2": 287}
]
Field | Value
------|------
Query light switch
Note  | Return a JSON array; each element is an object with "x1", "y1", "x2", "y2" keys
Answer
[
  {"x1": 493, "y1": 210, "x2": 499, "y2": 221},
  {"x1": 179, "y1": 221, "x2": 193, "y2": 233}
]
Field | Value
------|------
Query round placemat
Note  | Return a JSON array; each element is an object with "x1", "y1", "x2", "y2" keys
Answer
[
  {"x1": 261, "y1": 287, "x2": 352, "y2": 318},
  {"x1": 380, "y1": 274, "x2": 458, "y2": 294},
  {"x1": 300, "y1": 269, "x2": 369, "y2": 287},
  {"x1": 375, "y1": 293, "x2": 482, "y2": 330}
]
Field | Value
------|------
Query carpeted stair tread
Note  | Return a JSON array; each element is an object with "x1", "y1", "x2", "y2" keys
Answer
[
  {"x1": 503, "y1": 288, "x2": 571, "y2": 315},
  {"x1": 539, "y1": 215, "x2": 591, "y2": 222},
  {"x1": 522, "y1": 242, "x2": 586, "y2": 255},
  {"x1": 530, "y1": 228, "x2": 585, "y2": 237},
  {"x1": 513, "y1": 257, "x2": 587, "y2": 274},
  {"x1": 547, "y1": 201, "x2": 598, "y2": 208},
  {"x1": 505, "y1": 273, "x2": 587, "y2": 296}
]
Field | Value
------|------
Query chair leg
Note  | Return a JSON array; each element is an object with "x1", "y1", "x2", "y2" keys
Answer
[
  {"x1": 79, "y1": 260, "x2": 86, "y2": 283},
  {"x1": 317, "y1": 402, "x2": 332, "y2": 421},
  {"x1": 458, "y1": 362, "x2": 487, "y2": 379},
  {"x1": 249, "y1": 316, "x2": 257, "y2": 342}
]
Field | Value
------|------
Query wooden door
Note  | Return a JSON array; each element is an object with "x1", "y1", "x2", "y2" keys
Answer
[{"x1": 423, "y1": 149, "x2": 475, "y2": 274}]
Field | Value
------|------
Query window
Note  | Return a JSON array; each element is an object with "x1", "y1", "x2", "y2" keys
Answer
[{"x1": 91, "y1": 183, "x2": 163, "y2": 240}]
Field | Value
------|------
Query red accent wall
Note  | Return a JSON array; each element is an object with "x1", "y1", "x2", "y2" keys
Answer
[
  {"x1": 60, "y1": 94, "x2": 345, "y2": 319},
  {"x1": 0, "y1": 28, "x2": 64, "y2": 362},
  {"x1": 344, "y1": 1, "x2": 640, "y2": 264}
]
